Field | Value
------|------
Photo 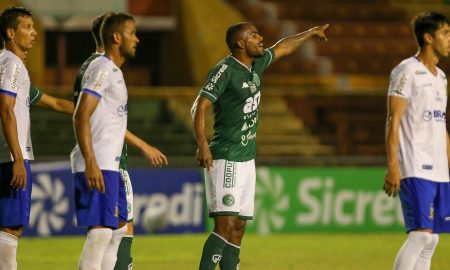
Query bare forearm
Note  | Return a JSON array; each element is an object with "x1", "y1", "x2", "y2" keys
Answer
[
  {"x1": 0, "y1": 110, "x2": 23, "y2": 161},
  {"x1": 54, "y1": 99, "x2": 74, "y2": 114},
  {"x1": 125, "y1": 130, "x2": 147, "y2": 149},
  {"x1": 74, "y1": 116, "x2": 96, "y2": 163},
  {"x1": 193, "y1": 108, "x2": 209, "y2": 149},
  {"x1": 274, "y1": 30, "x2": 314, "y2": 55},
  {"x1": 386, "y1": 118, "x2": 400, "y2": 168}
]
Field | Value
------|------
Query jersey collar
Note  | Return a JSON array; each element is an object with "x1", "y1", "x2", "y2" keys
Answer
[{"x1": 229, "y1": 55, "x2": 253, "y2": 73}]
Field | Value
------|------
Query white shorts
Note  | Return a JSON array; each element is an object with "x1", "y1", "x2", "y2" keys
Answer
[
  {"x1": 204, "y1": 159, "x2": 256, "y2": 220},
  {"x1": 120, "y1": 169, "x2": 134, "y2": 221}
]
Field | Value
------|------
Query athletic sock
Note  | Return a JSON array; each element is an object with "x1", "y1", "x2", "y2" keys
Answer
[
  {"x1": 219, "y1": 242, "x2": 240, "y2": 270},
  {"x1": 413, "y1": 234, "x2": 439, "y2": 270},
  {"x1": 199, "y1": 232, "x2": 227, "y2": 270},
  {"x1": 0, "y1": 231, "x2": 18, "y2": 270},
  {"x1": 79, "y1": 228, "x2": 113, "y2": 270},
  {"x1": 394, "y1": 231, "x2": 433, "y2": 270},
  {"x1": 114, "y1": 236, "x2": 133, "y2": 270},
  {"x1": 101, "y1": 225, "x2": 127, "y2": 270}
]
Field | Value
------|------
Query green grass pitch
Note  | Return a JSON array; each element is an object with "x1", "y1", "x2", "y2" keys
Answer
[{"x1": 18, "y1": 233, "x2": 450, "y2": 269}]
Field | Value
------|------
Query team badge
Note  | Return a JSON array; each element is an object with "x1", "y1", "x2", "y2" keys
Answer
[
  {"x1": 252, "y1": 72, "x2": 260, "y2": 86},
  {"x1": 222, "y1": 194, "x2": 235, "y2": 207}
]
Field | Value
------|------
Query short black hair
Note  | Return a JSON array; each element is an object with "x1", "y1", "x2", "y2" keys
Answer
[
  {"x1": 100, "y1": 12, "x2": 134, "y2": 48},
  {"x1": 91, "y1": 13, "x2": 110, "y2": 48},
  {"x1": 412, "y1": 11, "x2": 450, "y2": 48},
  {"x1": 0, "y1": 6, "x2": 32, "y2": 42},
  {"x1": 226, "y1": 22, "x2": 250, "y2": 52}
]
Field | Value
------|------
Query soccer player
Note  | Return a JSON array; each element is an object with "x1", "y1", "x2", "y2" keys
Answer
[
  {"x1": 73, "y1": 13, "x2": 167, "y2": 270},
  {"x1": 71, "y1": 12, "x2": 139, "y2": 270},
  {"x1": 0, "y1": 6, "x2": 38, "y2": 270},
  {"x1": 384, "y1": 12, "x2": 450, "y2": 270},
  {"x1": 191, "y1": 22, "x2": 328, "y2": 269}
]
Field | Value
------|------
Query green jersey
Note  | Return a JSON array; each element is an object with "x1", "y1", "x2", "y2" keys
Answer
[
  {"x1": 74, "y1": 52, "x2": 129, "y2": 170},
  {"x1": 29, "y1": 85, "x2": 43, "y2": 106},
  {"x1": 199, "y1": 48, "x2": 274, "y2": 161}
]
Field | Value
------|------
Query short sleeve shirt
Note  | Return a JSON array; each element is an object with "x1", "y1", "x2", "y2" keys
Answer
[
  {"x1": 198, "y1": 48, "x2": 274, "y2": 161},
  {"x1": 388, "y1": 56, "x2": 449, "y2": 182},
  {"x1": 0, "y1": 50, "x2": 33, "y2": 162},
  {"x1": 70, "y1": 56, "x2": 128, "y2": 172}
]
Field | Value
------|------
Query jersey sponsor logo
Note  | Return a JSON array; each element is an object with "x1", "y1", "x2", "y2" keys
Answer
[
  {"x1": 422, "y1": 164, "x2": 433, "y2": 170},
  {"x1": 422, "y1": 110, "x2": 446, "y2": 121},
  {"x1": 243, "y1": 92, "x2": 261, "y2": 114},
  {"x1": 392, "y1": 72, "x2": 407, "y2": 96},
  {"x1": 242, "y1": 82, "x2": 249, "y2": 88},
  {"x1": 11, "y1": 63, "x2": 21, "y2": 91},
  {"x1": 117, "y1": 104, "x2": 128, "y2": 116},
  {"x1": 212, "y1": 254, "x2": 222, "y2": 264},
  {"x1": 204, "y1": 64, "x2": 228, "y2": 91},
  {"x1": 422, "y1": 110, "x2": 432, "y2": 121},
  {"x1": 92, "y1": 69, "x2": 108, "y2": 91},
  {"x1": 241, "y1": 114, "x2": 258, "y2": 131},
  {"x1": 222, "y1": 194, "x2": 235, "y2": 206},
  {"x1": 415, "y1": 70, "x2": 426, "y2": 75},
  {"x1": 241, "y1": 130, "x2": 257, "y2": 146},
  {"x1": 445, "y1": 217, "x2": 450, "y2": 221},
  {"x1": 224, "y1": 161, "x2": 236, "y2": 188},
  {"x1": 26, "y1": 146, "x2": 31, "y2": 152},
  {"x1": 0, "y1": 64, "x2": 6, "y2": 86}
]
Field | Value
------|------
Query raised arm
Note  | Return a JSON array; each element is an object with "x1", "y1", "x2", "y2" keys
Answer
[
  {"x1": 124, "y1": 130, "x2": 168, "y2": 167},
  {"x1": 36, "y1": 93, "x2": 74, "y2": 114},
  {"x1": 191, "y1": 96, "x2": 213, "y2": 170},
  {"x1": 271, "y1": 24, "x2": 328, "y2": 62},
  {"x1": 384, "y1": 96, "x2": 407, "y2": 197},
  {"x1": 73, "y1": 93, "x2": 104, "y2": 192},
  {"x1": 0, "y1": 94, "x2": 26, "y2": 190}
]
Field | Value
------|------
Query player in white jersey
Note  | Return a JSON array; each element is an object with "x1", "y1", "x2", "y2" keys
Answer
[
  {"x1": 0, "y1": 7, "x2": 37, "y2": 270},
  {"x1": 71, "y1": 13, "x2": 139, "y2": 270},
  {"x1": 384, "y1": 12, "x2": 450, "y2": 270}
]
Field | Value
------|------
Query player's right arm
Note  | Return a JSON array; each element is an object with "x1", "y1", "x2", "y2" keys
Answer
[
  {"x1": 384, "y1": 67, "x2": 412, "y2": 197},
  {"x1": 73, "y1": 92, "x2": 104, "y2": 192},
  {"x1": 192, "y1": 96, "x2": 213, "y2": 170},
  {"x1": 384, "y1": 96, "x2": 407, "y2": 197},
  {"x1": 0, "y1": 93, "x2": 26, "y2": 190}
]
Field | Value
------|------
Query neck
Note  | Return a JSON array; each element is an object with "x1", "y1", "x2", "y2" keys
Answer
[
  {"x1": 416, "y1": 47, "x2": 439, "y2": 70},
  {"x1": 5, "y1": 42, "x2": 26, "y2": 62},
  {"x1": 96, "y1": 46, "x2": 105, "y2": 54},
  {"x1": 105, "y1": 46, "x2": 125, "y2": 67},
  {"x1": 231, "y1": 52, "x2": 254, "y2": 68}
]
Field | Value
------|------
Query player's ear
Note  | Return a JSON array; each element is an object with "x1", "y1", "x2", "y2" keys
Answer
[
  {"x1": 236, "y1": 39, "x2": 245, "y2": 49},
  {"x1": 112, "y1": 32, "x2": 121, "y2": 44},
  {"x1": 423, "y1": 32, "x2": 433, "y2": 45},
  {"x1": 6, "y1": 28, "x2": 14, "y2": 41}
]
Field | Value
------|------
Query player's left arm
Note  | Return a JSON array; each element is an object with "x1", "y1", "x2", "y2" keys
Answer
[
  {"x1": 124, "y1": 130, "x2": 168, "y2": 167},
  {"x1": 271, "y1": 24, "x2": 328, "y2": 63},
  {"x1": 30, "y1": 85, "x2": 74, "y2": 114},
  {"x1": 36, "y1": 93, "x2": 74, "y2": 114}
]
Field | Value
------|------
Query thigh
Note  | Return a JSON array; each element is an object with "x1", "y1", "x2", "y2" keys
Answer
[
  {"x1": 399, "y1": 178, "x2": 437, "y2": 232},
  {"x1": 205, "y1": 159, "x2": 242, "y2": 218},
  {"x1": 0, "y1": 161, "x2": 32, "y2": 228},
  {"x1": 238, "y1": 159, "x2": 255, "y2": 220},
  {"x1": 74, "y1": 170, "x2": 120, "y2": 228},
  {"x1": 432, "y1": 182, "x2": 450, "y2": 233},
  {"x1": 119, "y1": 168, "x2": 133, "y2": 222}
]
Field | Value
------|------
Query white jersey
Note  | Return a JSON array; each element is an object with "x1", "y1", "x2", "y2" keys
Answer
[
  {"x1": 0, "y1": 50, "x2": 33, "y2": 162},
  {"x1": 70, "y1": 56, "x2": 128, "y2": 172},
  {"x1": 388, "y1": 56, "x2": 449, "y2": 182}
]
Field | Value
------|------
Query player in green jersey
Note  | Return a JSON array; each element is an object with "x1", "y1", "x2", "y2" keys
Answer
[
  {"x1": 192, "y1": 22, "x2": 328, "y2": 270},
  {"x1": 74, "y1": 13, "x2": 167, "y2": 270}
]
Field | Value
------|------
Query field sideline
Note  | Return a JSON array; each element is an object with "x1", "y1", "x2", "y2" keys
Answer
[{"x1": 18, "y1": 233, "x2": 450, "y2": 270}]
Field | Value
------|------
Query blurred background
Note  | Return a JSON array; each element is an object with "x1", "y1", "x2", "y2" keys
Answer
[
  {"x1": 13, "y1": 0, "x2": 450, "y2": 167},
  {"x1": 3, "y1": 0, "x2": 450, "y2": 253}
]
